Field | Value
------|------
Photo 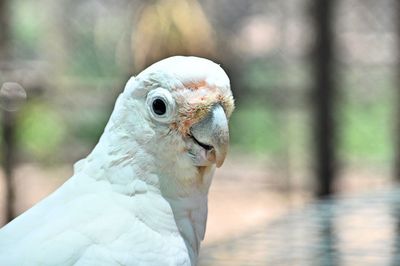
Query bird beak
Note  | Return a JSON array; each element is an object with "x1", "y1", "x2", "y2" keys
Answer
[{"x1": 190, "y1": 104, "x2": 229, "y2": 168}]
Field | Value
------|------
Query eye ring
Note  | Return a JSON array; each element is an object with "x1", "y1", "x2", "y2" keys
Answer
[{"x1": 146, "y1": 88, "x2": 175, "y2": 123}]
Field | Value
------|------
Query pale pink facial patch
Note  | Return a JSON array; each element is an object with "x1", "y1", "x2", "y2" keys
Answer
[{"x1": 171, "y1": 84, "x2": 234, "y2": 135}]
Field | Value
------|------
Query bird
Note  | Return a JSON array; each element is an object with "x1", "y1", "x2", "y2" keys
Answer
[{"x1": 0, "y1": 56, "x2": 235, "y2": 266}]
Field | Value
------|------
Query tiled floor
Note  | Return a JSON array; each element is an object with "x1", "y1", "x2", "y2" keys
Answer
[{"x1": 199, "y1": 187, "x2": 400, "y2": 266}]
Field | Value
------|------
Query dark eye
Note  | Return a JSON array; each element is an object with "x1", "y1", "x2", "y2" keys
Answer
[{"x1": 152, "y1": 98, "x2": 166, "y2": 115}]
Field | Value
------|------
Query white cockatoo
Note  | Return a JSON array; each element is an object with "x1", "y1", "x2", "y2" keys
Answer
[{"x1": 0, "y1": 56, "x2": 234, "y2": 266}]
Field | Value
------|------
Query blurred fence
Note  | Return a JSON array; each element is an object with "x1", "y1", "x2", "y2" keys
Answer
[{"x1": 0, "y1": 0, "x2": 399, "y2": 219}]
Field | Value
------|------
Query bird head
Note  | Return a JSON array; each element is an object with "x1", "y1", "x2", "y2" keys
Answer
[
  {"x1": 118, "y1": 56, "x2": 234, "y2": 183},
  {"x1": 85, "y1": 56, "x2": 234, "y2": 195}
]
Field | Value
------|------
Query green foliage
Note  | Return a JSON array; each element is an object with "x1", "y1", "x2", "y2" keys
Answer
[
  {"x1": 16, "y1": 102, "x2": 66, "y2": 160},
  {"x1": 337, "y1": 68, "x2": 394, "y2": 162},
  {"x1": 242, "y1": 59, "x2": 283, "y2": 93},
  {"x1": 68, "y1": 33, "x2": 104, "y2": 77},
  {"x1": 230, "y1": 103, "x2": 284, "y2": 154},
  {"x1": 230, "y1": 95, "x2": 393, "y2": 163},
  {"x1": 339, "y1": 101, "x2": 393, "y2": 161},
  {"x1": 12, "y1": 0, "x2": 42, "y2": 58}
]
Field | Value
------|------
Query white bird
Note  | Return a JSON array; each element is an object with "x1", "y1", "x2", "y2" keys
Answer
[{"x1": 0, "y1": 56, "x2": 234, "y2": 266}]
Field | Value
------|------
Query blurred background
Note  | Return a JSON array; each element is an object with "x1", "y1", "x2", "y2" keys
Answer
[{"x1": 0, "y1": 0, "x2": 399, "y2": 264}]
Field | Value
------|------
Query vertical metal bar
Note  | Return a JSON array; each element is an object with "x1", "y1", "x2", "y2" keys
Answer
[
  {"x1": 0, "y1": 0, "x2": 16, "y2": 222},
  {"x1": 395, "y1": 0, "x2": 400, "y2": 182},
  {"x1": 0, "y1": 0, "x2": 10, "y2": 61},
  {"x1": 311, "y1": 0, "x2": 337, "y2": 197},
  {"x1": 2, "y1": 111, "x2": 16, "y2": 221}
]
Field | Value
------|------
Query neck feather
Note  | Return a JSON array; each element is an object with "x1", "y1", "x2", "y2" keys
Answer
[{"x1": 73, "y1": 92, "x2": 214, "y2": 265}]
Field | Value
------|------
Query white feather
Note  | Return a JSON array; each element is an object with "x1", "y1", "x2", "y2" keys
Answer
[{"x1": 0, "y1": 56, "x2": 232, "y2": 266}]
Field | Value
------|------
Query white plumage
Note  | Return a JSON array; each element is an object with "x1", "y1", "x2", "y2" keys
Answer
[{"x1": 0, "y1": 56, "x2": 234, "y2": 266}]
